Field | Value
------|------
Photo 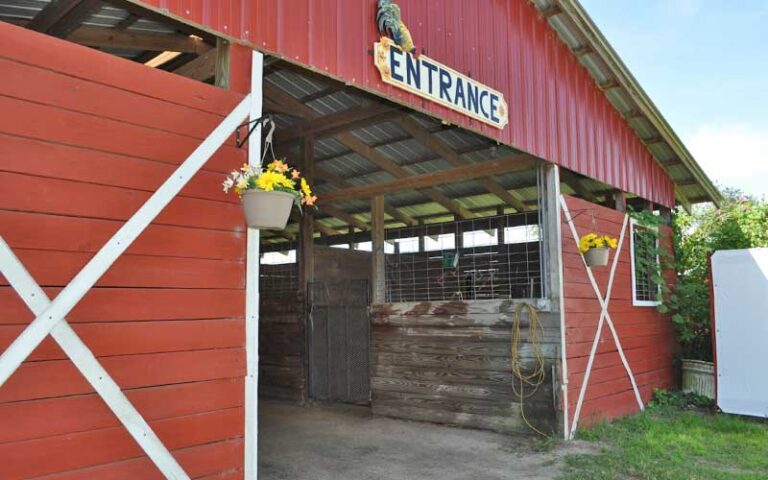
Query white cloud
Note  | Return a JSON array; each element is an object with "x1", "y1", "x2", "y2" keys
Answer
[{"x1": 684, "y1": 123, "x2": 768, "y2": 198}]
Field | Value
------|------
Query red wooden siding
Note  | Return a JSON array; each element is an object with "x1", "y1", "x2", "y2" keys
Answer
[
  {"x1": 561, "y1": 195, "x2": 676, "y2": 427},
  {"x1": 136, "y1": 0, "x2": 675, "y2": 207},
  {"x1": 0, "y1": 22, "x2": 247, "y2": 479}
]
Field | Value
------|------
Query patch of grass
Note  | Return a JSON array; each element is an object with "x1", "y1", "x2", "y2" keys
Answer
[{"x1": 559, "y1": 390, "x2": 768, "y2": 480}]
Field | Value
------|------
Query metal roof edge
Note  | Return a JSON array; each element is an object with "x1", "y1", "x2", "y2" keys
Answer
[{"x1": 556, "y1": 0, "x2": 722, "y2": 206}]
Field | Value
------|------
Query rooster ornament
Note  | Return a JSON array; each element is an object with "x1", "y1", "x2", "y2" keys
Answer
[{"x1": 376, "y1": 0, "x2": 417, "y2": 56}]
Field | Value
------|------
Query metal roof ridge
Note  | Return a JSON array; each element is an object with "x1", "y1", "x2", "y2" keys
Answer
[{"x1": 555, "y1": 0, "x2": 722, "y2": 206}]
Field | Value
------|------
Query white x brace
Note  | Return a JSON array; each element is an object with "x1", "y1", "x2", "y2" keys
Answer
[
  {"x1": 0, "y1": 94, "x2": 252, "y2": 479},
  {"x1": 560, "y1": 196, "x2": 644, "y2": 439}
]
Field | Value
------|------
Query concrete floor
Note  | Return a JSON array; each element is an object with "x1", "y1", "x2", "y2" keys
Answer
[{"x1": 258, "y1": 401, "x2": 594, "y2": 480}]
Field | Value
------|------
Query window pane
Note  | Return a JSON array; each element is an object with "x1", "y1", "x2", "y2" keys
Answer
[
  {"x1": 504, "y1": 225, "x2": 540, "y2": 244},
  {"x1": 633, "y1": 225, "x2": 659, "y2": 302},
  {"x1": 424, "y1": 233, "x2": 456, "y2": 252},
  {"x1": 260, "y1": 250, "x2": 296, "y2": 265},
  {"x1": 462, "y1": 229, "x2": 498, "y2": 248},
  {"x1": 394, "y1": 237, "x2": 419, "y2": 253},
  {"x1": 355, "y1": 241, "x2": 373, "y2": 252},
  {"x1": 330, "y1": 244, "x2": 350, "y2": 249}
]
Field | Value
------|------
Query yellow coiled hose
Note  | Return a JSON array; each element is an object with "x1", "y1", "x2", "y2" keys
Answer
[{"x1": 510, "y1": 302, "x2": 548, "y2": 436}]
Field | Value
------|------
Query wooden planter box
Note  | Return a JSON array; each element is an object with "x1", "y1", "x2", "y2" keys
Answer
[{"x1": 681, "y1": 359, "x2": 715, "y2": 399}]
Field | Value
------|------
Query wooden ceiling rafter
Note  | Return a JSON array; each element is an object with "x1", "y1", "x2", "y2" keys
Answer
[
  {"x1": 69, "y1": 26, "x2": 212, "y2": 53},
  {"x1": 314, "y1": 169, "x2": 418, "y2": 227},
  {"x1": 263, "y1": 83, "x2": 476, "y2": 220},
  {"x1": 397, "y1": 116, "x2": 529, "y2": 212},
  {"x1": 320, "y1": 154, "x2": 535, "y2": 203}
]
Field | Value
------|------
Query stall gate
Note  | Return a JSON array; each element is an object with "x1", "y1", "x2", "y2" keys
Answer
[{"x1": 308, "y1": 279, "x2": 370, "y2": 404}]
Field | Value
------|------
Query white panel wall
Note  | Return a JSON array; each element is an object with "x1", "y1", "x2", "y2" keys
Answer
[{"x1": 712, "y1": 248, "x2": 768, "y2": 418}]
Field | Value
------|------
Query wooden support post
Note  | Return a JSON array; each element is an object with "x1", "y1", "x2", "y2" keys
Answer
[
  {"x1": 214, "y1": 38, "x2": 231, "y2": 89},
  {"x1": 659, "y1": 206, "x2": 673, "y2": 227},
  {"x1": 614, "y1": 191, "x2": 627, "y2": 212},
  {"x1": 299, "y1": 136, "x2": 315, "y2": 292},
  {"x1": 371, "y1": 195, "x2": 386, "y2": 304},
  {"x1": 542, "y1": 163, "x2": 568, "y2": 440}
]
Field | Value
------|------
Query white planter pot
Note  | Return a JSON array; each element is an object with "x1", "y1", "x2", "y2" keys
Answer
[
  {"x1": 584, "y1": 247, "x2": 610, "y2": 267},
  {"x1": 681, "y1": 359, "x2": 715, "y2": 399},
  {"x1": 241, "y1": 190, "x2": 295, "y2": 230}
]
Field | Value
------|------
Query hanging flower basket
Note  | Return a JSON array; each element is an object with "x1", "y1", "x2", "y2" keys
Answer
[
  {"x1": 579, "y1": 233, "x2": 618, "y2": 268},
  {"x1": 584, "y1": 247, "x2": 610, "y2": 267},
  {"x1": 222, "y1": 159, "x2": 317, "y2": 231},
  {"x1": 241, "y1": 189, "x2": 295, "y2": 230}
]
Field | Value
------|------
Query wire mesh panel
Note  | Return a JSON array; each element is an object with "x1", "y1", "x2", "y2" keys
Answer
[
  {"x1": 308, "y1": 279, "x2": 370, "y2": 404},
  {"x1": 260, "y1": 249, "x2": 299, "y2": 299},
  {"x1": 385, "y1": 211, "x2": 544, "y2": 303}
]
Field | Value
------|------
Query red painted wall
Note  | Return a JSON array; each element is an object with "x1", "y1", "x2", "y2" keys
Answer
[
  {"x1": 561, "y1": 195, "x2": 676, "y2": 427},
  {"x1": 137, "y1": 0, "x2": 675, "y2": 207},
  {"x1": 0, "y1": 22, "x2": 247, "y2": 478}
]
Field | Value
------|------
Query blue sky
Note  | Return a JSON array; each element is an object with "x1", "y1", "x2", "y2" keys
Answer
[{"x1": 580, "y1": 0, "x2": 768, "y2": 198}]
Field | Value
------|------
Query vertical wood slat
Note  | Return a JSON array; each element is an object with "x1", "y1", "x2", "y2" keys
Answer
[{"x1": 371, "y1": 195, "x2": 386, "y2": 304}]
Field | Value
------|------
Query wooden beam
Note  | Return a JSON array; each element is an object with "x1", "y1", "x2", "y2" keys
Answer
[
  {"x1": 319, "y1": 205, "x2": 368, "y2": 231},
  {"x1": 562, "y1": 173, "x2": 597, "y2": 202},
  {"x1": 320, "y1": 154, "x2": 535, "y2": 203},
  {"x1": 114, "y1": 13, "x2": 139, "y2": 31},
  {"x1": 26, "y1": 0, "x2": 81, "y2": 32},
  {"x1": 314, "y1": 169, "x2": 418, "y2": 227},
  {"x1": 614, "y1": 191, "x2": 627, "y2": 212},
  {"x1": 299, "y1": 86, "x2": 342, "y2": 103},
  {"x1": 174, "y1": 49, "x2": 217, "y2": 81},
  {"x1": 47, "y1": 0, "x2": 102, "y2": 38},
  {"x1": 642, "y1": 136, "x2": 665, "y2": 146},
  {"x1": 276, "y1": 103, "x2": 403, "y2": 146},
  {"x1": 598, "y1": 79, "x2": 621, "y2": 91},
  {"x1": 102, "y1": 0, "x2": 216, "y2": 42},
  {"x1": 69, "y1": 27, "x2": 212, "y2": 53},
  {"x1": 264, "y1": 83, "x2": 476, "y2": 219},
  {"x1": 371, "y1": 195, "x2": 386, "y2": 304},
  {"x1": 540, "y1": 5, "x2": 562, "y2": 18},
  {"x1": 572, "y1": 45, "x2": 594, "y2": 57},
  {"x1": 676, "y1": 186, "x2": 692, "y2": 214},
  {"x1": 299, "y1": 136, "x2": 315, "y2": 292},
  {"x1": 214, "y1": 38, "x2": 230, "y2": 89},
  {"x1": 398, "y1": 116, "x2": 529, "y2": 212}
]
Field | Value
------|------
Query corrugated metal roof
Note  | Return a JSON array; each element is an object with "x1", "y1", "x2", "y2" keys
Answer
[{"x1": 134, "y1": 0, "x2": 689, "y2": 207}]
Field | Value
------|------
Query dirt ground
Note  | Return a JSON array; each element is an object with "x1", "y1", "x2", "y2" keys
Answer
[{"x1": 258, "y1": 401, "x2": 595, "y2": 480}]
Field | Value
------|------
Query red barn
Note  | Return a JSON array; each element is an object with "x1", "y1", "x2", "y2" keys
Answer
[{"x1": 0, "y1": 0, "x2": 719, "y2": 478}]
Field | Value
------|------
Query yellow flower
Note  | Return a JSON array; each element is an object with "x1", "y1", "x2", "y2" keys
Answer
[
  {"x1": 256, "y1": 171, "x2": 281, "y2": 191},
  {"x1": 300, "y1": 178, "x2": 312, "y2": 198},
  {"x1": 268, "y1": 159, "x2": 289, "y2": 173}
]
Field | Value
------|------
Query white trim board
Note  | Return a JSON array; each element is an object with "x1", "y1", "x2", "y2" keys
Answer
[{"x1": 244, "y1": 50, "x2": 264, "y2": 480}]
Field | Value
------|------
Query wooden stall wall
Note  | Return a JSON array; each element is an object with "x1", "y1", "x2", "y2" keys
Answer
[
  {"x1": 259, "y1": 296, "x2": 305, "y2": 403},
  {"x1": 561, "y1": 195, "x2": 676, "y2": 428},
  {"x1": 371, "y1": 300, "x2": 561, "y2": 435},
  {"x1": 0, "y1": 23, "x2": 247, "y2": 479}
]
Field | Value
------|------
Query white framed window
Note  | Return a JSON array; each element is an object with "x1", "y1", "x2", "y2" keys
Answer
[
  {"x1": 462, "y1": 229, "x2": 498, "y2": 248},
  {"x1": 260, "y1": 249, "x2": 297, "y2": 265},
  {"x1": 393, "y1": 236, "x2": 419, "y2": 253},
  {"x1": 629, "y1": 219, "x2": 661, "y2": 307},
  {"x1": 354, "y1": 241, "x2": 373, "y2": 252},
  {"x1": 424, "y1": 233, "x2": 456, "y2": 252},
  {"x1": 503, "y1": 225, "x2": 540, "y2": 244}
]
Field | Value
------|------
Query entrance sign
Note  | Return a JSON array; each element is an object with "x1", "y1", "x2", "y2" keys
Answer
[{"x1": 374, "y1": 38, "x2": 509, "y2": 129}]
